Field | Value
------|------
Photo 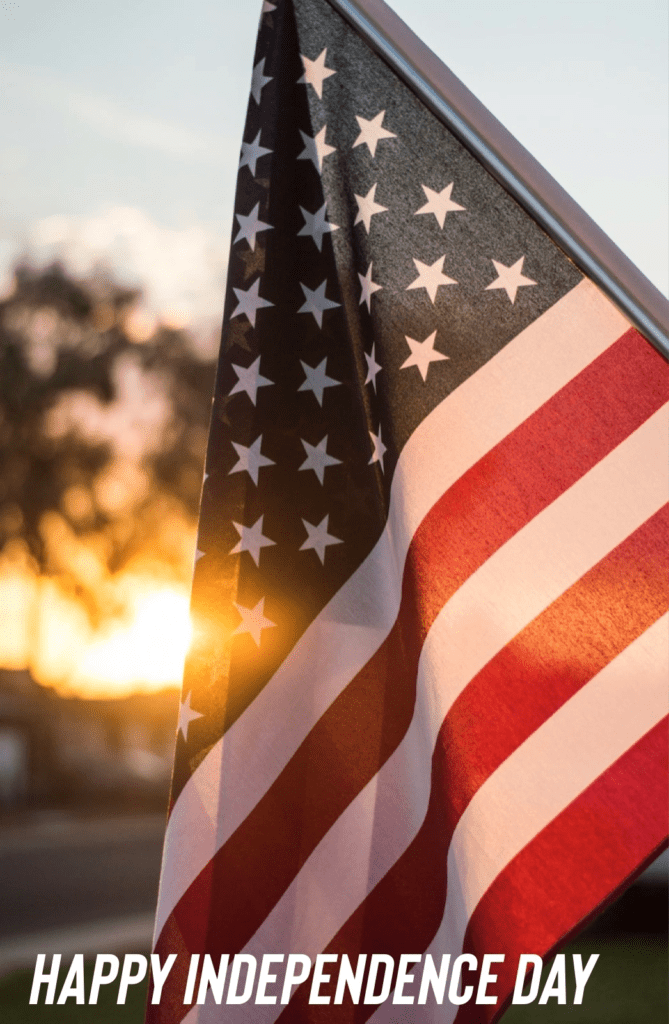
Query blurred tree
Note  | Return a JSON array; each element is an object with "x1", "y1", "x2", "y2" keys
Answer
[{"x1": 0, "y1": 261, "x2": 217, "y2": 624}]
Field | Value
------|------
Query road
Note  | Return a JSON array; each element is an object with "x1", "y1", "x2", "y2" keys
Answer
[{"x1": 0, "y1": 812, "x2": 166, "y2": 941}]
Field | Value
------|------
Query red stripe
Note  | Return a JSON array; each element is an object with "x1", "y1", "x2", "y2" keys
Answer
[
  {"x1": 150, "y1": 329, "x2": 667, "y2": 1018},
  {"x1": 276, "y1": 509, "x2": 669, "y2": 1023},
  {"x1": 455, "y1": 719, "x2": 669, "y2": 1024}
]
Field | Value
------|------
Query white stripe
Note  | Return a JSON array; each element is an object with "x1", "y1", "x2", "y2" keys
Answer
[
  {"x1": 190, "y1": 408, "x2": 667, "y2": 1024},
  {"x1": 154, "y1": 280, "x2": 629, "y2": 941},
  {"x1": 210, "y1": 407, "x2": 667, "y2": 1024},
  {"x1": 370, "y1": 613, "x2": 668, "y2": 1024}
]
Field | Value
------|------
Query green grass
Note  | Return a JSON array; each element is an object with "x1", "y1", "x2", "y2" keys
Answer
[
  {"x1": 0, "y1": 935, "x2": 665, "y2": 1022},
  {"x1": 0, "y1": 959, "x2": 149, "y2": 1024},
  {"x1": 502, "y1": 936, "x2": 667, "y2": 1024}
]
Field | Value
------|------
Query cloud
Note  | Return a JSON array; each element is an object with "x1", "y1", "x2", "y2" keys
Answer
[
  {"x1": 5, "y1": 206, "x2": 229, "y2": 352},
  {"x1": 0, "y1": 62, "x2": 234, "y2": 163}
]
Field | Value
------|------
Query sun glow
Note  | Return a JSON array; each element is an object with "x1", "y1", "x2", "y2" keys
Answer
[
  {"x1": 72, "y1": 588, "x2": 193, "y2": 697},
  {"x1": 0, "y1": 567, "x2": 193, "y2": 698}
]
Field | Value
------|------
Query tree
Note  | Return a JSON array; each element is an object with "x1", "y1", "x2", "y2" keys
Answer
[{"x1": 0, "y1": 260, "x2": 217, "y2": 625}]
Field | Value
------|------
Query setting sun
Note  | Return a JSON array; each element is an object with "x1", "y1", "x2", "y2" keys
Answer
[
  {"x1": 0, "y1": 566, "x2": 193, "y2": 699},
  {"x1": 73, "y1": 587, "x2": 192, "y2": 697}
]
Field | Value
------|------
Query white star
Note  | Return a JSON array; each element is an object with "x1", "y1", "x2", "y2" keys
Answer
[
  {"x1": 229, "y1": 435, "x2": 275, "y2": 485},
  {"x1": 400, "y1": 330, "x2": 449, "y2": 381},
  {"x1": 229, "y1": 356, "x2": 273, "y2": 405},
  {"x1": 178, "y1": 692, "x2": 203, "y2": 742},
  {"x1": 230, "y1": 515, "x2": 275, "y2": 567},
  {"x1": 298, "y1": 127, "x2": 336, "y2": 173},
  {"x1": 234, "y1": 202, "x2": 273, "y2": 251},
  {"x1": 298, "y1": 280, "x2": 340, "y2": 327},
  {"x1": 298, "y1": 48, "x2": 336, "y2": 98},
  {"x1": 231, "y1": 277, "x2": 274, "y2": 326},
  {"x1": 354, "y1": 183, "x2": 388, "y2": 233},
  {"x1": 368, "y1": 426, "x2": 387, "y2": 471},
  {"x1": 298, "y1": 202, "x2": 338, "y2": 252},
  {"x1": 352, "y1": 110, "x2": 396, "y2": 157},
  {"x1": 262, "y1": 1, "x2": 276, "y2": 12},
  {"x1": 239, "y1": 130, "x2": 272, "y2": 176},
  {"x1": 485, "y1": 256, "x2": 537, "y2": 303},
  {"x1": 233, "y1": 598, "x2": 276, "y2": 648},
  {"x1": 300, "y1": 515, "x2": 342, "y2": 563},
  {"x1": 251, "y1": 58, "x2": 272, "y2": 105},
  {"x1": 299, "y1": 435, "x2": 341, "y2": 484},
  {"x1": 358, "y1": 262, "x2": 382, "y2": 312},
  {"x1": 299, "y1": 357, "x2": 340, "y2": 406},
  {"x1": 364, "y1": 344, "x2": 382, "y2": 390},
  {"x1": 406, "y1": 256, "x2": 457, "y2": 303},
  {"x1": 415, "y1": 183, "x2": 465, "y2": 228},
  {"x1": 195, "y1": 548, "x2": 205, "y2": 563}
]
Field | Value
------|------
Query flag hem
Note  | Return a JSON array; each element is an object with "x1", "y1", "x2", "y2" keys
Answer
[
  {"x1": 324, "y1": 0, "x2": 669, "y2": 360},
  {"x1": 488, "y1": 833, "x2": 669, "y2": 1024}
]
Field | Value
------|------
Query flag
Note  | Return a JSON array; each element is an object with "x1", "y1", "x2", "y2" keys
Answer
[{"x1": 148, "y1": 0, "x2": 669, "y2": 1020}]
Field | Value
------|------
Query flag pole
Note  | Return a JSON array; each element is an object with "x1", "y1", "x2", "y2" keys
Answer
[{"x1": 324, "y1": 0, "x2": 669, "y2": 360}]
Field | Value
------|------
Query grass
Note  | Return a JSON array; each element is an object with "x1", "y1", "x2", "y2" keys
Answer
[
  {"x1": 0, "y1": 935, "x2": 665, "y2": 1022},
  {"x1": 0, "y1": 959, "x2": 149, "y2": 1024},
  {"x1": 500, "y1": 935, "x2": 667, "y2": 1024}
]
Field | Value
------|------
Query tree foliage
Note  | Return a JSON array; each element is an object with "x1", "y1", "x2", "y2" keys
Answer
[{"x1": 0, "y1": 261, "x2": 217, "y2": 619}]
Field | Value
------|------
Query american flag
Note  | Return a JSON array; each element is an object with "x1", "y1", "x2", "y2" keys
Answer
[{"x1": 148, "y1": 0, "x2": 669, "y2": 1020}]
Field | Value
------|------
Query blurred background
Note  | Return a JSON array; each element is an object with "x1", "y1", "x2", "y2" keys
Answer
[{"x1": 0, "y1": 0, "x2": 666, "y2": 1019}]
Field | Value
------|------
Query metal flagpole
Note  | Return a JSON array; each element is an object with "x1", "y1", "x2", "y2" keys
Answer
[{"x1": 325, "y1": 0, "x2": 669, "y2": 361}]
